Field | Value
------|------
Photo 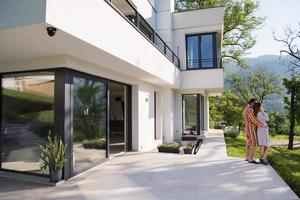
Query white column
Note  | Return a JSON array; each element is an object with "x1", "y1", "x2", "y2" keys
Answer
[
  {"x1": 155, "y1": 0, "x2": 174, "y2": 49},
  {"x1": 163, "y1": 88, "x2": 174, "y2": 143},
  {"x1": 173, "y1": 90, "x2": 182, "y2": 140},
  {"x1": 203, "y1": 95, "x2": 209, "y2": 131},
  {"x1": 131, "y1": 85, "x2": 139, "y2": 150}
]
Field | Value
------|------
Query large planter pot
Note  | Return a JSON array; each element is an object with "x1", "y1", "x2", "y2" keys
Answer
[{"x1": 50, "y1": 169, "x2": 62, "y2": 182}]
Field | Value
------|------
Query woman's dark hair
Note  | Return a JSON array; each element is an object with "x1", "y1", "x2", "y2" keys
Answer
[
  {"x1": 248, "y1": 98, "x2": 256, "y2": 105},
  {"x1": 253, "y1": 102, "x2": 261, "y2": 117}
]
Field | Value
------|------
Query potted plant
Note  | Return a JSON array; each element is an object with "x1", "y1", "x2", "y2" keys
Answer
[
  {"x1": 39, "y1": 134, "x2": 67, "y2": 182},
  {"x1": 157, "y1": 142, "x2": 181, "y2": 153},
  {"x1": 183, "y1": 142, "x2": 194, "y2": 154}
]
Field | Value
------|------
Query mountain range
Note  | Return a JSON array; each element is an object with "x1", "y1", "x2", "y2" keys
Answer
[
  {"x1": 224, "y1": 54, "x2": 292, "y2": 77},
  {"x1": 224, "y1": 54, "x2": 294, "y2": 113}
]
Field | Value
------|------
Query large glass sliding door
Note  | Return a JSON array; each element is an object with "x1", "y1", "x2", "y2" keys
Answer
[
  {"x1": 182, "y1": 94, "x2": 204, "y2": 135},
  {"x1": 72, "y1": 75, "x2": 107, "y2": 174},
  {"x1": 0, "y1": 69, "x2": 132, "y2": 178},
  {"x1": 1, "y1": 72, "x2": 54, "y2": 174}
]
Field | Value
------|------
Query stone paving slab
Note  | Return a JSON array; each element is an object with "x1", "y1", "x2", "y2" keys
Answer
[{"x1": 0, "y1": 130, "x2": 298, "y2": 200}]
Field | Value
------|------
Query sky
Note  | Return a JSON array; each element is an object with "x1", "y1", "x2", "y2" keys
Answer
[{"x1": 247, "y1": 0, "x2": 300, "y2": 58}]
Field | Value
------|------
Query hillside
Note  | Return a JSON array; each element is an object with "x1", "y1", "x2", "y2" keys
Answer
[
  {"x1": 224, "y1": 55, "x2": 292, "y2": 76},
  {"x1": 223, "y1": 55, "x2": 293, "y2": 113}
]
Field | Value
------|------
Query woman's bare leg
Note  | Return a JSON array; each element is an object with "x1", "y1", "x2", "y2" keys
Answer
[
  {"x1": 259, "y1": 146, "x2": 264, "y2": 159},
  {"x1": 262, "y1": 147, "x2": 268, "y2": 160}
]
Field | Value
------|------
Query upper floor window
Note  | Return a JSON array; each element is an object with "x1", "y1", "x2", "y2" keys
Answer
[{"x1": 186, "y1": 33, "x2": 217, "y2": 69}]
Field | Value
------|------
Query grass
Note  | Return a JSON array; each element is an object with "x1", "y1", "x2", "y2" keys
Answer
[
  {"x1": 270, "y1": 134, "x2": 300, "y2": 141},
  {"x1": 225, "y1": 131, "x2": 300, "y2": 197}
]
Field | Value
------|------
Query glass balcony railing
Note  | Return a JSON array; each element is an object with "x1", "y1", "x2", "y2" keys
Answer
[{"x1": 106, "y1": 0, "x2": 181, "y2": 69}]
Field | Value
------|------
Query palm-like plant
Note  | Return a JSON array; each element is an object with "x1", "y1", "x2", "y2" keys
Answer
[{"x1": 39, "y1": 134, "x2": 67, "y2": 172}]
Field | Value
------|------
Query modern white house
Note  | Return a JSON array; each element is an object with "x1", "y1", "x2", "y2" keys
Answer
[{"x1": 0, "y1": 0, "x2": 224, "y2": 179}]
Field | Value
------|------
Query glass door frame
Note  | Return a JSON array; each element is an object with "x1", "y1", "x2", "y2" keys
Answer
[
  {"x1": 181, "y1": 94, "x2": 204, "y2": 135},
  {"x1": 69, "y1": 70, "x2": 132, "y2": 175}
]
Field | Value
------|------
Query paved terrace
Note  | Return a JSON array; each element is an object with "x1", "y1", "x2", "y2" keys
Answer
[{"x1": 0, "y1": 130, "x2": 298, "y2": 200}]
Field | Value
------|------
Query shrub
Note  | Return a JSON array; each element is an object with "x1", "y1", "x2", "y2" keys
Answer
[
  {"x1": 224, "y1": 127, "x2": 239, "y2": 138},
  {"x1": 157, "y1": 143, "x2": 181, "y2": 153},
  {"x1": 82, "y1": 139, "x2": 106, "y2": 149}
]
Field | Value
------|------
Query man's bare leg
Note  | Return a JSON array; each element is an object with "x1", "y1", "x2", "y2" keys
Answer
[
  {"x1": 249, "y1": 145, "x2": 257, "y2": 161},
  {"x1": 246, "y1": 144, "x2": 250, "y2": 160}
]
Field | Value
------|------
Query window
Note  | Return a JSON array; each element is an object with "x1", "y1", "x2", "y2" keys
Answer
[
  {"x1": 186, "y1": 33, "x2": 217, "y2": 69},
  {"x1": 1, "y1": 72, "x2": 54, "y2": 174}
]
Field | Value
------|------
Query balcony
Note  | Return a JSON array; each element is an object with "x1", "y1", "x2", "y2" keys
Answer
[
  {"x1": 0, "y1": 0, "x2": 181, "y2": 87},
  {"x1": 106, "y1": 0, "x2": 180, "y2": 68},
  {"x1": 180, "y1": 67, "x2": 224, "y2": 95},
  {"x1": 185, "y1": 58, "x2": 222, "y2": 70}
]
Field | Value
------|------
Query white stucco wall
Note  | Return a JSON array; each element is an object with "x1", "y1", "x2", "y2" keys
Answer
[
  {"x1": 181, "y1": 68, "x2": 224, "y2": 91},
  {"x1": 162, "y1": 88, "x2": 175, "y2": 143},
  {"x1": 138, "y1": 84, "x2": 155, "y2": 150},
  {"x1": 45, "y1": 0, "x2": 180, "y2": 86},
  {"x1": 155, "y1": 0, "x2": 174, "y2": 48}
]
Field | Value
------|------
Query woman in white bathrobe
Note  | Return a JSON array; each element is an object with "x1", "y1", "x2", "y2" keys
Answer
[{"x1": 253, "y1": 102, "x2": 270, "y2": 165}]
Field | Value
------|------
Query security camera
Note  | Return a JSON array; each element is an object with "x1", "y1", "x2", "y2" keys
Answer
[{"x1": 47, "y1": 27, "x2": 57, "y2": 37}]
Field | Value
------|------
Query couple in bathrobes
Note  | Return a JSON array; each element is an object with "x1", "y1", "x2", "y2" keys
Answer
[{"x1": 243, "y1": 99, "x2": 270, "y2": 165}]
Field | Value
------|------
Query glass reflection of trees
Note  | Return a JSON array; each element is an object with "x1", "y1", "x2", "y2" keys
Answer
[{"x1": 73, "y1": 77, "x2": 106, "y2": 148}]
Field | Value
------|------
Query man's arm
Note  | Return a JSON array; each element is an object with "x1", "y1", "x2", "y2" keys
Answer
[{"x1": 248, "y1": 110, "x2": 266, "y2": 127}]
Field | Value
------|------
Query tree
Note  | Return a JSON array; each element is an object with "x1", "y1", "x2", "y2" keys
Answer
[
  {"x1": 226, "y1": 66, "x2": 282, "y2": 104},
  {"x1": 175, "y1": 0, "x2": 265, "y2": 67},
  {"x1": 282, "y1": 77, "x2": 300, "y2": 149},
  {"x1": 273, "y1": 23, "x2": 300, "y2": 69},
  {"x1": 268, "y1": 112, "x2": 289, "y2": 136},
  {"x1": 209, "y1": 90, "x2": 244, "y2": 131},
  {"x1": 274, "y1": 24, "x2": 300, "y2": 149}
]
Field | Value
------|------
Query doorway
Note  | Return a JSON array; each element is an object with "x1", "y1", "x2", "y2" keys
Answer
[
  {"x1": 108, "y1": 82, "x2": 126, "y2": 155},
  {"x1": 182, "y1": 94, "x2": 204, "y2": 135}
]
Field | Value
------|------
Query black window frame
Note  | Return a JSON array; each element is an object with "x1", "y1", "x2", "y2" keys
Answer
[{"x1": 185, "y1": 32, "x2": 217, "y2": 70}]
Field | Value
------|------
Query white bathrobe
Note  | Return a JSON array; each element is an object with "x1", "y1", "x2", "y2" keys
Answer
[{"x1": 256, "y1": 112, "x2": 270, "y2": 147}]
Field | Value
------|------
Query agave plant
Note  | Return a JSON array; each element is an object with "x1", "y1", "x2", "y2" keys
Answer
[{"x1": 39, "y1": 134, "x2": 67, "y2": 171}]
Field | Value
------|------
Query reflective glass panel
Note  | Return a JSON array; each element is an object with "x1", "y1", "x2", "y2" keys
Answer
[
  {"x1": 72, "y1": 76, "x2": 107, "y2": 173},
  {"x1": 201, "y1": 34, "x2": 214, "y2": 68},
  {"x1": 183, "y1": 94, "x2": 198, "y2": 135},
  {"x1": 187, "y1": 36, "x2": 199, "y2": 69},
  {"x1": 1, "y1": 72, "x2": 54, "y2": 174}
]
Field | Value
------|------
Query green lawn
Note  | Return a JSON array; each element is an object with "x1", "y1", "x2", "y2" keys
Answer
[
  {"x1": 270, "y1": 134, "x2": 300, "y2": 141},
  {"x1": 225, "y1": 132, "x2": 300, "y2": 197}
]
